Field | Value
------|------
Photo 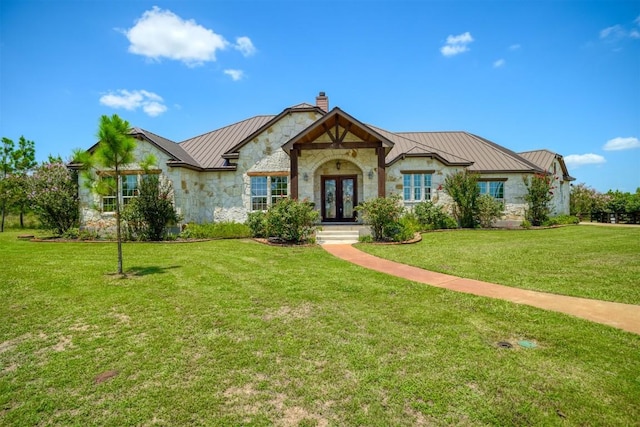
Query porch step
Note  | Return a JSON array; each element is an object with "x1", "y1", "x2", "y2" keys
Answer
[{"x1": 316, "y1": 228, "x2": 362, "y2": 245}]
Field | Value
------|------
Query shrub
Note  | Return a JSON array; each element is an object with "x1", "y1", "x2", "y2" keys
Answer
[
  {"x1": 265, "y1": 198, "x2": 318, "y2": 243},
  {"x1": 122, "y1": 174, "x2": 180, "y2": 241},
  {"x1": 181, "y1": 222, "x2": 251, "y2": 239},
  {"x1": 355, "y1": 195, "x2": 405, "y2": 241},
  {"x1": 246, "y1": 211, "x2": 267, "y2": 238},
  {"x1": 521, "y1": 219, "x2": 532, "y2": 229},
  {"x1": 544, "y1": 215, "x2": 580, "y2": 226},
  {"x1": 476, "y1": 194, "x2": 504, "y2": 228},
  {"x1": 443, "y1": 170, "x2": 480, "y2": 228},
  {"x1": 523, "y1": 173, "x2": 555, "y2": 226},
  {"x1": 394, "y1": 216, "x2": 418, "y2": 242},
  {"x1": 28, "y1": 162, "x2": 79, "y2": 235},
  {"x1": 413, "y1": 200, "x2": 458, "y2": 230}
]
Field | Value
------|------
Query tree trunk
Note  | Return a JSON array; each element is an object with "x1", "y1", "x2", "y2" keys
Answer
[
  {"x1": 115, "y1": 170, "x2": 123, "y2": 275},
  {"x1": 19, "y1": 209, "x2": 24, "y2": 228}
]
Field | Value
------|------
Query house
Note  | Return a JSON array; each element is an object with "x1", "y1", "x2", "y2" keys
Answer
[{"x1": 76, "y1": 92, "x2": 573, "y2": 230}]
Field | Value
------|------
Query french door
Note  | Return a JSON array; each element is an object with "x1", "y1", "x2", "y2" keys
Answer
[{"x1": 321, "y1": 175, "x2": 357, "y2": 222}]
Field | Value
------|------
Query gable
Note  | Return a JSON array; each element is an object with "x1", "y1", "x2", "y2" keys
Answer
[{"x1": 282, "y1": 107, "x2": 395, "y2": 153}]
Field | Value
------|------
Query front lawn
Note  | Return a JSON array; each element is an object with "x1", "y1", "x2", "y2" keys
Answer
[
  {"x1": 357, "y1": 225, "x2": 640, "y2": 305},
  {"x1": 1, "y1": 230, "x2": 639, "y2": 425}
]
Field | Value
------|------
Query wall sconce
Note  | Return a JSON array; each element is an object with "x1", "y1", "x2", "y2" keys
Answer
[
  {"x1": 303, "y1": 172, "x2": 309, "y2": 181},
  {"x1": 368, "y1": 170, "x2": 374, "y2": 179},
  {"x1": 336, "y1": 160, "x2": 341, "y2": 170}
]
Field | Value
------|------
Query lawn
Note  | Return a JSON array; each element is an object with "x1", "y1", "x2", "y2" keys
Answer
[
  {"x1": 357, "y1": 225, "x2": 640, "y2": 305},
  {"x1": 1, "y1": 229, "x2": 639, "y2": 426}
]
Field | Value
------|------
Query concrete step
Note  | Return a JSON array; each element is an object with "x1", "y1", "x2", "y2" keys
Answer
[{"x1": 316, "y1": 229, "x2": 360, "y2": 245}]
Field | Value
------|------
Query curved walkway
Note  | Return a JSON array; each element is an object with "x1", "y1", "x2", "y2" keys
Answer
[{"x1": 323, "y1": 244, "x2": 640, "y2": 335}]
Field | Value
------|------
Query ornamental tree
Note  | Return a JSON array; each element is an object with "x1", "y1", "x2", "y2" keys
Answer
[
  {"x1": 523, "y1": 173, "x2": 555, "y2": 226},
  {"x1": 29, "y1": 160, "x2": 79, "y2": 235},
  {"x1": 443, "y1": 170, "x2": 480, "y2": 228}
]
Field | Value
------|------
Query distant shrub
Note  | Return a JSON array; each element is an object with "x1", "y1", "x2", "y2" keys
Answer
[
  {"x1": 28, "y1": 162, "x2": 79, "y2": 235},
  {"x1": 476, "y1": 194, "x2": 504, "y2": 228},
  {"x1": 413, "y1": 201, "x2": 458, "y2": 230},
  {"x1": 181, "y1": 222, "x2": 251, "y2": 239},
  {"x1": 521, "y1": 219, "x2": 532, "y2": 229},
  {"x1": 544, "y1": 215, "x2": 579, "y2": 226}
]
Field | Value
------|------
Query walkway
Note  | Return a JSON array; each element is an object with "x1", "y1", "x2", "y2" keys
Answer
[{"x1": 323, "y1": 244, "x2": 640, "y2": 335}]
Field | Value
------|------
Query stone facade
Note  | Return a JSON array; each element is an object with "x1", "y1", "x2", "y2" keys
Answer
[{"x1": 79, "y1": 109, "x2": 571, "y2": 231}]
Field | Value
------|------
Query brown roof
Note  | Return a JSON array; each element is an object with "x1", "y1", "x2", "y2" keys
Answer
[
  {"x1": 520, "y1": 149, "x2": 575, "y2": 180},
  {"x1": 395, "y1": 131, "x2": 543, "y2": 173},
  {"x1": 179, "y1": 115, "x2": 275, "y2": 169},
  {"x1": 130, "y1": 128, "x2": 200, "y2": 168}
]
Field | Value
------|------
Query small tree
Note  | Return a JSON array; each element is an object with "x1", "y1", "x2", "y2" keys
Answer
[
  {"x1": 122, "y1": 174, "x2": 180, "y2": 241},
  {"x1": 12, "y1": 136, "x2": 37, "y2": 228},
  {"x1": 443, "y1": 170, "x2": 480, "y2": 228},
  {"x1": 523, "y1": 173, "x2": 555, "y2": 226},
  {"x1": 74, "y1": 114, "x2": 151, "y2": 275},
  {"x1": 29, "y1": 161, "x2": 79, "y2": 235},
  {"x1": 0, "y1": 137, "x2": 16, "y2": 232},
  {"x1": 355, "y1": 195, "x2": 405, "y2": 241}
]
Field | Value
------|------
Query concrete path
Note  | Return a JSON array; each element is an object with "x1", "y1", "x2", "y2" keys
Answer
[{"x1": 323, "y1": 244, "x2": 640, "y2": 335}]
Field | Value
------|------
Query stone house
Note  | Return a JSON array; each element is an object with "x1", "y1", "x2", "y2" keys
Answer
[{"x1": 76, "y1": 92, "x2": 573, "y2": 230}]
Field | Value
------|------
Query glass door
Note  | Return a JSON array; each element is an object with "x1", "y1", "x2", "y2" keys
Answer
[{"x1": 321, "y1": 175, "x2": 357, "y2": 222}]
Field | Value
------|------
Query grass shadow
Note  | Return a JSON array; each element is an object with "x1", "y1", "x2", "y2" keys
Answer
[{"x1": 126, "y1": 265, "x2": 182, "y2": 276}]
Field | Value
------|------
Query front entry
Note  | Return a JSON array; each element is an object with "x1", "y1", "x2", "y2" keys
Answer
[{"x1": 321, "y1": 175, "x2": 357, "y2": 222}]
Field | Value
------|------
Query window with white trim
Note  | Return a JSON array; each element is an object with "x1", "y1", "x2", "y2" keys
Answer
[
  {"x1": 477, "y1": 181, "x2": 504, "y2": 202},
  {"x1": 101, "y1": 174, "x2": 142, "y2": 213},
  {"x1": 403, "y1": 173, "x2": 432, "y2": 202},
  {"x1": 251, "y1": 176, "x2": 288, "y2": 211}
]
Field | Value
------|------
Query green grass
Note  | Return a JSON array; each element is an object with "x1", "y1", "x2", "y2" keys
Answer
[
  {"x1": 1, "y1": 229, "x2": 639, "y2": 425},
  {"x1": 357, "y1": 225, "x2": 640, "y2": 304}
]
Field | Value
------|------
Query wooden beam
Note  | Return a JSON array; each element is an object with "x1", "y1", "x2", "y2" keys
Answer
[
  {"x1": 377, "y1": 147, "x2": 386, "y2": 197},
  {"x1": 295, "y1": 141, "x2": 382, "y2": 150},
  {"x1": 322, "y1": 123, "x2": 337, "y2": 143},
  {"x1": 338, "y1": 123, "x2": 351, "y2": 143},
  {"x1": 290, "y1": 148, "x2": 299, "y2": 200}
]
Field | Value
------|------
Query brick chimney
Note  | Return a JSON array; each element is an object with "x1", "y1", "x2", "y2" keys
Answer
[{"x1": 315, "y1": 91, "x2": 328, "y2": 112}]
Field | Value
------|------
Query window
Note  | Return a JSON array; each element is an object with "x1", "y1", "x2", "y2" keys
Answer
[
  {"x1": 251, "y1": 175, "x2": 288, "y2": 211},
  {"x1": 403, "y1": 173, "x2": 432, "y2": 202},
  {"x1": 477, "y1": 181, "x2": 504, "y2": 201},
  {"x1": 101, "y1": 174, "x2": 141, "y2": 213}
]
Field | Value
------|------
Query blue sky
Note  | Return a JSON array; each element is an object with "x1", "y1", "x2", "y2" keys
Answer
[{"x1": 1, "y1": 0, "x2": 638, "y2": 192}]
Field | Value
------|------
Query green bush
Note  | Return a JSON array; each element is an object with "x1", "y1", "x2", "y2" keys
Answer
[
  {"x1": 246, "y1": 211, "x2": 267, "y2": 238},
  {"x1": 265, "y1": 198, "x2": 318, "y2": 243},
  {"x1": 443, "y1": 170, "x2": 480, "y2": 228},
  {"x1": 523, "y1": 173, "x2": 555, "y2": 226},
  {"x1": 476, "y1": 194, "x2": 504, "y2": 228},
  {"x1": 521, "y1": 219, "x2": 532, "y2": 229},
  {"x1": 394, "y1": 216, "x2": 418, "y2": 242},
  {"x1": 181, "y1": 222, "x2": 251, "y2": 239},
  {"x1": 544, "y1": 215, "x2": 580, "y2": 226},
  {"x1": 413, "y1": 201, "x2": 458, "y2": 230},
  {"x1": 28, "y1": 162, "x2": 79, "y2": 235},
  {"x1": 355, "y1": 195, "x2": 405, "y2": 241}
]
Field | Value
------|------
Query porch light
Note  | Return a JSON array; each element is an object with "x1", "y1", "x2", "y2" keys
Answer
[
  {"x1": 303, "y1": 172, "x2": 309, "y2": 181},
  {"x1": 368, "y1": 170, "x2": 374, "y2": 179},
  {"x1": 336, "y1": 160, "x2": 341, "y2": 170}
]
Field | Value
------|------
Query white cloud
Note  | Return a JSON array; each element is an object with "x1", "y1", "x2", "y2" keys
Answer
[
  {"x1": 224, "y1": 69, "x2": 244, "y2": 81},
  {"x1": 630, "y1": 30, "x2": 640, "y2": 39},
  {"x1": 600, "y1": 24, "x2": 625, "y2": 40},
  {"x1": 124, "y1": 6, "x2": 229, "y2": 66},
  {"x1": 509, "y1": 44, "x2": 521, "y2": 51},
  {"x1": 603, "y1": 136, "x2": 640, "y2": 151},
  {"x1": 440, "y1": 32, "x2": 474, "y2": 57},
  {"x1": 99, "y1": 89, "x2": 167, "y2": 117},
  {"x1": 234, "y1": 36, "x2": 256, "y2": 57},
  {"x1": 564, "y1": 153, "x2": 606, "y2": 168},
  {"x1": 493, "y1": 59, "x2": 505, "y2": 68}
]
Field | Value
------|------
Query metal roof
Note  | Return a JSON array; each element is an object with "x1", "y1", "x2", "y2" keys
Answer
[
  {"x1": 130, "y1": 127, "x2": 200, "y2": 168},
  {"x1": 395, "y1": 131, "x2": 544, "y2": 173},
  {"x1": 520, "y1": 149, "x2": 575, "y2": 180},
  {"x1": 179, "y1": 115, "x2": 275, "y2": 169}
]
